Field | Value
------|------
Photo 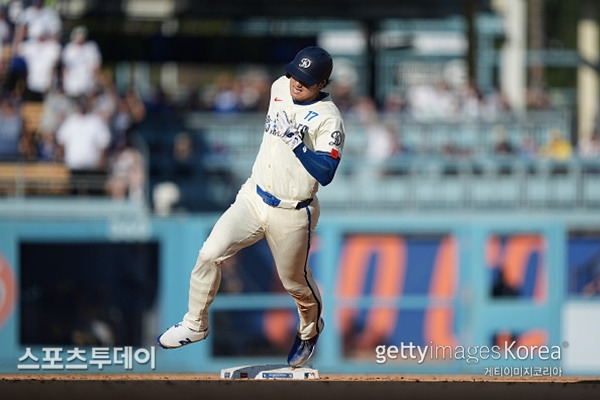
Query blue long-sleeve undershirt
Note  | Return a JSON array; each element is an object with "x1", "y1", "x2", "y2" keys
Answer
[{"x1": 293, "y1": 144, "x2": 340, "y2": 186}]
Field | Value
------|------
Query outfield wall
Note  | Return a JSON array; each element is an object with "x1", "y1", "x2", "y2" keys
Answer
[{"x1": 0, "y1": 206, "x2": 599, "y2": 376}]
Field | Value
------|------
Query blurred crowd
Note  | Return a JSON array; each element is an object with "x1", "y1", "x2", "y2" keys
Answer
[
  {"x1": 1, "y1": 1, "x2": 600, "y2": 204},
  {"x1": 0, "y1": 0, "x2": 146, "y2": 200},
  {"x1": 333, "y1": 79, "x2": 600, "y2": 172},
  {"x1": 172, "y1": 65, "x2": 600, "y2": 167}
]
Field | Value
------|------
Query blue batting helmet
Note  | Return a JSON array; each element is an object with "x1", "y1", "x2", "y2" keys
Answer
[{"x1": 285, "y1": 46, "x2": 333, "y2": 85}]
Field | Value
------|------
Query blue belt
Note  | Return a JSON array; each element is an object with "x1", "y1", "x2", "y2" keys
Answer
[{"x1": 256, "y1": 185, "x2": 313, "y2": 209}]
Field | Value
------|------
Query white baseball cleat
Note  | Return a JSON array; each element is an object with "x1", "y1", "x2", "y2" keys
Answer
[{"x1": 157, "y1": 322, "x2": 209, "y2": 349}]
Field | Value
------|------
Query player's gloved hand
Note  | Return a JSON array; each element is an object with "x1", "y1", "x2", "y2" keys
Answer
[
  {"x1": 276, "y1": 111, "x2": 303, "y2": 150},
  {"x1": 274, "y1": 110, "x2": 293, "y2": 137},
  {"x1": 281, "y1": 129, "x2": 303, "y2": 150}
]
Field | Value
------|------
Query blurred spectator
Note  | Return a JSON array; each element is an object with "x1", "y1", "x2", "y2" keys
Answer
[
  {"x1": 539, "y1": 128, "x2": 572, "y2": 161},
  {"x1": 92, "y1": 73, "x2": 119, "y2": 124},
  {"x1": 237, "y1": 67, "x2": 271, "y2": 112},
  {"x1": 207, "y1": 72, "x2": 240, "y2": 113},
  {"x1": 329, "y1": 58, "x2": 360, "y2": 113},
  {"x1": 434, "y1": 81, "x2": 459, "y2": 120},
  {"x1": 407, "y1": 83, "x2": 436, "y2": 120},
  {"x1": 103, "y1": 82, "x2": 147, "y2": 200},
  {"x1": 36, "y1": 83, "x2": 75, "y2": 161},
  {"x1": 460, "y1": 80, "x2": 484, "y2": 120},
  {"x1": 35, "y1": 127, "x2": 57, "y2": 161},
  {"x1": 578, "y1": 132, "x2": 600, "y2": 158},
  {"x1": 56, "y1": 96, "x2": 111, "y2": 194},
  {"x1": 61, "y1": 25, "x2": 102, "y2": 99},
  {"x1": 17, "y1": 28, "x2": 61, "y2": 102},
  {"x1": 0, "y1": 7, "x2": 12, "y2": 62},
  {"x1": 171, "y1": 131, "x2": 200, "y2": 176},
  {"x1": 382, "y1": 92, "x2": 405, "y2": 114},
  {"x1": 152, "y1": 131, "x2": 213, "y2": 213},
  {"x1": 494, "y1": 140, "x2": 514, "y2": 155},
  {"x1": 17, "y1": 26, "x2": 61, "y2": 162},
  {"x1": 482, "y1": 86, "x2": 512, "y2": 121},
  {"x1": 0, "y1": 94, "x2": 24, "y2": 160},
  {"x1": 143, "y1": 84, "x2": 172, "y2": 116},
  {"x1": 13, "y1": 0, "x2": 61, "y2": 44},
  {"x1": 493, "y1": 128, "x2": 515, "y2": 155},
  {"x1": 6, "y1": 0, "x2": 24, "y2": 25},
  {"x1": 105, "y1": 137, "x2": 145, "y2": 201},
  {"x1": 402, "y1": 79, "x2": 518, "y2": 123},
  {"x1": 110, "y1": 87, "x2": 146, "y2": 149},
  {"x1": 57, "y1": 96, "x2": 110, "y2": 170},
  {"x1": 3, "y1": 54, "x2": 27, "y2": 99},
  {"x1": 407, "y1": 81, "x2": 458, "y2": 121},
  {"x1": 519, "y1": 132, "x2": 538, "y2": 160},
  {"x1": 526, "y1": 85, "x2": 551, "y2": 109},
  {"x1": 441, "y1": 142, "x2": 470, "y2": 158},
  {"x1": 168, "y1": 131, "x2": 204, "y2": 209},
  {"x1": 355, "y1": 97, "x2": 402, "y2": 178},
  {"x1": 328, "y1": 79, "x2": 356, "y2": 113}
]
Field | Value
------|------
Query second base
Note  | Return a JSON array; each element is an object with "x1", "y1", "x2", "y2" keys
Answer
[{"x1": 220, "y1": 364, "x2": 320, "y2": 380}]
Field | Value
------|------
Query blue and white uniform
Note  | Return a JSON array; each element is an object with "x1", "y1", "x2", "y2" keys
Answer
[{"x1": 183, "y1": 75, "x2": 345, "y2": 341}]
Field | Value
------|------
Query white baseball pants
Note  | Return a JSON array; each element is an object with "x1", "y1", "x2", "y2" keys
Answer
[{"x1": 183, "y1": 179, "x2": 324, "y2": 340}]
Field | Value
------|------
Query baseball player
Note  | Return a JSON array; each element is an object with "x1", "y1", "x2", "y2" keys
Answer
[{"x1": 157, "y1": 46, "x2": 345, "y2": 367}]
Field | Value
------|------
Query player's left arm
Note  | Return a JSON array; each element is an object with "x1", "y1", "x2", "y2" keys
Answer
[
  {"x1": 292, "y1": 145, "x2": 340, "y2": 186},
  {"x1": 277, "y1": 110, "x2": 345, "y2": 186}
]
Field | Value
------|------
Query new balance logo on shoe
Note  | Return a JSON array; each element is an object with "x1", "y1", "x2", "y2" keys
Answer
[{"x1": 157, "y1": 322, "x2": 209, "y2": 349}]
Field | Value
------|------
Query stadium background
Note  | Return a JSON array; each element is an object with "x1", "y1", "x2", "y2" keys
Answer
[{"x1": 0, "y1": 0, "x2": 599, "y2": 377}]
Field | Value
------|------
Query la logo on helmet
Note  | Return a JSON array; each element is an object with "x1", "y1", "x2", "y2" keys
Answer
[{"x1": 299, "y1": 58, "x2": 311, "y2": 68}]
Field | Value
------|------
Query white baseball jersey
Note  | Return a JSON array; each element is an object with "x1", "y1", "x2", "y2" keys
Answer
[
  {"x1": 251, "y1": 75, "x2": 345, "y2": 202},
  {"x1": 182, "y1": 75, "x2": 345, "y2": 342}
]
